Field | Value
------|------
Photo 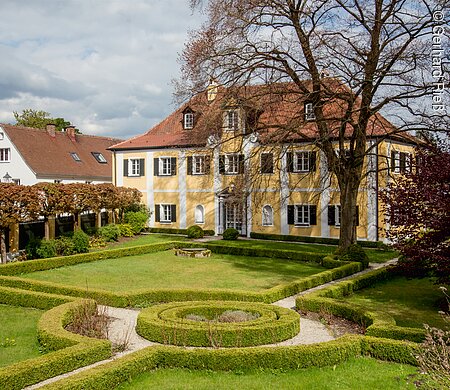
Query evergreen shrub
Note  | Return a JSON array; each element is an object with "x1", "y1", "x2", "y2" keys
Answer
[
  {"x1": 222, "y1": 228, "x2": 239, "y2": 240},
  {"x1": 124, "y1": 211, "x2": 148, "y2": 234},
  {"x1": 186, "y1": 225, "x2": 204, "y2": 239},
  {"x1": 98, "y1": 224, "x2": 121, "y2": 242},
  {"x1": 72, "y1": 229, "x2": 90, "y2": 254},
  {"x1": 118, "y1": 224, "x2": 134, "y2": 237}
]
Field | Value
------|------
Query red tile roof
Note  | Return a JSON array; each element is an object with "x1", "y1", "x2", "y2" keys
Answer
[
  {"x1": 1, "y1": 124, "x2": 122, "y2": 181},
  {"x1": 110, "y1": 80, "x2": 417, "y2": 151}
]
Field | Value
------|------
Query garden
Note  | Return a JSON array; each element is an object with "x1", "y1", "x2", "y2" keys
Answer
[{"x1": 0, "y1": 231, "x2": 447, "y2": 390}]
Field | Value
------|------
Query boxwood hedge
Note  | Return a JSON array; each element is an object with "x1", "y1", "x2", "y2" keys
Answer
[
  {"x1": 136, "y1": 301, "x2": 300, "y2": 347},
  {"x1": 40, "y1": 334, "x2": 420, "y2": 390},
  {"x1": 296, "y1": 267, "x2": 426, "y2": 343},
  {"x1": 0, "y1": 298, "x2": 111, "y2": 390}
]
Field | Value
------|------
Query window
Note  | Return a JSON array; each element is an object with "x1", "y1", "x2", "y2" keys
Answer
[
  {"x1": 305, "y1": 102, "x2": 315, "y2": 120},
  {"x1": 123, "y1": 158, "x2": 145, "y2": 177},
  {"x1": 70, "y1": 152, "x2": 81, "y2": 162},
  {"x1": 160, "y1": 157, "x2": 172, "y2": 176},
  {"x1": 262, "y1": 205, "x2": 274, "y2": 226},
  {"x1": 54, "y1": 180, "x2": 62, "y2": 183},
  {"x1": 155, "y1": 204, "x2": 177, "y2": 223},
  {"x1": 85, "y1": 181, "x2": 92, "y2": 184},
  {"x1": 12, "y1": 178, "x2": 20, "y2": 185},
  {"x1": 328, "y1": 205, "x2": 341, "y2": 226},
  {"x1": 260, "y1": 153, "x2": 274, "y2": 174},
  {"x1": 219, "y1": 154, "x2": 244, "y2": 175},
  {"x1": 0, "y1": 148, "x2": 10, "y2": 162},
  {"x1": 183, "y1": 112, "x2": 194, "y2": 129},
  {"x1": 287, "y1": 205, "x2": 317, "y2": 226},
  {"x1": 130, "y1": 159, "x2": 141, "y2": 176},
  {"x1": 92, "y1": 152, "x2": 107, "y2": 163},
  {"x1": 328, "y1": 205, "x2": 359, "y2": 226},
  {"x1": 287, "y1": 151, "x2": 316, "y2": 173},
  {"x1": 0, "y1": 131, "x2": 4, "y2": 140},
  {"x1": 225, "y1": 110, "x2": 238, "y2": 130},
  {"x1": 188, "y1": 155, "x2": 210, "y2": 175},
  {"x1": 154, "y1": 157, "x2": 176, "y2": 176},
  {"x1": 195, "y1": 205, "x2": 205, "y2": 224},
  {"x1": 391, "y1": 151, "x2": 411, "y2": 174}
]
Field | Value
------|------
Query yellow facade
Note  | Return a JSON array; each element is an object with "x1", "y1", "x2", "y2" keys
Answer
[{"x1": 113, "y1": 136, "x2": 415, "y2": 242}]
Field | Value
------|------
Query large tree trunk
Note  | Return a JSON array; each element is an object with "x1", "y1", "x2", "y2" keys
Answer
[
  {"x1": 0, "y1": 229, "x2": 7, "y2": 264},
  {"x1": 337, "y1": 170, "x2": 362, "y2": 252}
]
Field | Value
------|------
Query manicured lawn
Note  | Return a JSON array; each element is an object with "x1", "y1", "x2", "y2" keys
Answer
[
  {"x1": 205, "y1": 238, "x2": 398, "y2": 263},
  {"x1": 117, "y1": 357, "x2": 417, "y2": 390},
  {"x1": 95, "y1": 233, "x2": 188, "y2": 250},
  {"x1": 345, "y1": 276, "x2": 449, "y2": 330},
  {"x1": 0, "y1": 305, "x2": 43, "y2": 367},
  {"x1": 20, "y1": 250, "x2": 325, "y2": 292}
]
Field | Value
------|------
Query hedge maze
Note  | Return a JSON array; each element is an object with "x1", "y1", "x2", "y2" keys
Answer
[{"x1": 0, "y1": 241, "x2": 425, "y2": 389}]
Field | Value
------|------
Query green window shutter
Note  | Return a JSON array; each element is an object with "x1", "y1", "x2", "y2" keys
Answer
[
  {"x1": 187, "y1": 156, "x2": 193, "y2": 175},
  {"x1": 287, "y1": 205, "x2": 295, "y2": 225},
  {"x1": 309, "y1": 151, "x2": 317, "y2": 172},
  {"x1": 309, "y1": 205, "x2": 317, "y2": 225},
  {"x1": 154, "y1": 158, "x2": 159, "y2": 176},
  {"x1": 219, "y1": 155, "x2": 225, "y2": 174},
  {"x1": 204, "y1": 155, "x2": 211, "y2": 174},
  {"x1": 287, "y1": 152, "x2": 294, "y2": 172},
  {"x1": 328, "y1": 205, "x2": 336, "y2": 226},
  {"x1": 123, "y1": 159, "x2": 128, "y2": 177},
  {"x1": 155, "y1": 205, "x2": 160, "y2": 222},
  {"x1": 171, "y1": 204, "x2": 177, "y2": 222},
  {"x1": 171, "y1": 157, "x2": 177, "y2": 175},
  {"x1": 139, "y1": 159, "x2": 145, "y2": 176}
]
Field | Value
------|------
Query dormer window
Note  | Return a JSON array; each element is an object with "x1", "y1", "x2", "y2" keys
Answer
[
  {"x1": 70, "y1": 152, "x2": 81, "y2": 162},
  {"x1": 225, "y1": 110, "x2": 238, "y2": 130},
  {"x1": 304, "y1": 103, "x2": 316, "y2": 121},
  {"x1": 183, "y1": 111, "x2": 194, "y2": 129}
]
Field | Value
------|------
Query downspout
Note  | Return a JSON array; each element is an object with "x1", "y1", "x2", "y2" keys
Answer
[{"x1": 375, "y1": 142, "x2": 379, "y2": 241}]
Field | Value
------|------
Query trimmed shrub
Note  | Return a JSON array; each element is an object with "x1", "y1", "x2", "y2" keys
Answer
[
  {"x1": 25, "y1": 236, "x2": 41, "y2": 260},
  {"x1": 98, "y1": 224, "x2": 121, "y2": 242},
  {"x1": 136, "y1": 301, "x2": 300, "y2": 347},
  {"x1": 338, "y1": 244, "x2": 369, "y2": 269},
  {"x1": 147, "y1": 227, "x2": 215, "y2": 236},
  {"x1": 36, "y1": 239, "x2": 57, "y2": 259},
  {"x1": 118, "y1": 223, "x2": 134, "y2": 237},
  {"x1": 186, "y1": 225, "x2": 204, "y2": 239},
  {"x1": 222, "y1": 228, "x2": 239, "y2": 240},
  {"x1": 250, "y1": 232, "x2": 383, "y2": 249},
  {"x1": 72, "y1": 229, "x2": 90, "y2": 254},
  {"x1": 55, "y1": 236, "x2": 77, "y2": 256},
  {"x1": 124, "y1": 211, "x2": 148, "y2": 234}
]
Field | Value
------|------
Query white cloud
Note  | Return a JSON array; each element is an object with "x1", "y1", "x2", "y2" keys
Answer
[{"x1": 0, "y1": 0, "x2": 203, "y2": 139}]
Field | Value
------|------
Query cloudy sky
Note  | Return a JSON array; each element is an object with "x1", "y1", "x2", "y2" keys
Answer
[{"x1": 0, "y1": 0, "x2": 204, "y2": 139}]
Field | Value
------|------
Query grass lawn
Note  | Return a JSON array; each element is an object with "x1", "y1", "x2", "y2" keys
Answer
[
  {"x1": 205, "y1": 238, "x2": 397, "y2": 263},
  {"x1": 20, "y1": 250, "x2": 325, "y2": 292},
  {"x1": 94, "y1": 233, "x2": 188, "y2": 250},
  {"x1": 345, "y1": 276, "x2": 449, "y2": 330},
  {"x1": 0, "y1": 305, "x2": 43, "y2": 367},
  {"x1": 117, "y1": 357, "x2": 417, "y2": 390}
]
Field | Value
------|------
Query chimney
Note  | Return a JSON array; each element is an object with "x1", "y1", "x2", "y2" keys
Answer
[
  {"x1": 207, "y1": 78, "x2": 218, "y2": 102},
  {"x1": 46, "y1": 123, "x2": 56, "y2": 138},
  {"x1": 65, "y1": 126, "x2": 76, "y2": 142}
]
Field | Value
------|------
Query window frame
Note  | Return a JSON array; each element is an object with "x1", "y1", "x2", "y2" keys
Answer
[
  {"x1": 183, "y1": 112, "x2": 194, "y2": 129},
  {"x1": 192, "y1": 155, "x2": 206, "y2": 175},
  {"x1": 159, "y1": 157, "x2": 172, "y2": 176},
  {"x1": 92, "y1": 152, "x2": 107, "y2": 164},
  {"x1": 0, "y1": 148, "x2": 10, "y2": 162},
  {"x1": 129, "y1": 158, "x2": 141, "y2": 176},
  {"x1": 304, "y1": 102, "x2": 316, "y2": 121},
  {"x1": 70, "y1": 152, "x2": 81, "y2": 162},
  {"x1": 294, "y1": 204, "x2": 311, "y2": 226},
  {"x1": 160, "y1": 204, "x2": 172, "y2": 223},
  {"x1": 225, "y1": 110, "x2": 238, "y2": 131},
  {"x1": 225, "y1": 154, "x2": 240, "y2": 174},
  {"x1": 293, "y1": 151, "x2": 311, "y2": 173},
  {"x1": 262, "y1": 204, "x2": 274, "y2": 226}
]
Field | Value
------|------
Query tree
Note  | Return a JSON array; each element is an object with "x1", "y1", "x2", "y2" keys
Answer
[
  {"x1": 381, "y1": 143, "x2": 450, "y2": 284},
  {"x1": 179, "y1": 0, "x2": 442, "y2": 251},
  {"x1": 0, "y1": 184, "x2": 41, "y2": 263},
  {"x1": 14, "y1": 109, "x2": 80, "y2": 133}
]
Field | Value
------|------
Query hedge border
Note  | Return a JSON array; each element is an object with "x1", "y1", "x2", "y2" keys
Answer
[
  {"x1": 295, "y1": 267, "x2": 426, "y2": 342},
  {"x1": 147, "y1": 227, "x2": 215, "y2": 236},
  {"x1": 0, "y1": 297, "x2": 111, "y2": 390},
  {"x1": 136, "y1": 301, "x2": 300, "y2": 347},
  {"x1": 0, "y1": 243, "x2": 361, "y2": 306},
  {"x1": 249, "y1": 232, "x2": 385, "y2": 249},
  {"x1": 40, "y1": 334, "x2": 420, "y2": 390}
]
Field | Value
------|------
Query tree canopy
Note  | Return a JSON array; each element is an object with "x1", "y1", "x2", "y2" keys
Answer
[
  {"x1": 13, "y1": 109, "x2": 80, "y2": 133},
  {"x1": 179, "y1": 0, "x2": 444, "y2": 250},
  {"x1": 381, "y1": 142, "x2": 450, "y2": 284}
]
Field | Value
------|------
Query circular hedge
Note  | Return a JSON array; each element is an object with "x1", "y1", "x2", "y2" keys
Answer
[{"x1": 136, "y1": 301, "x2": 300, "y2": 347}]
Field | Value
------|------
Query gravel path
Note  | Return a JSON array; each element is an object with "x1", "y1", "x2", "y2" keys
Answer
[{"x1": 26, "y1": 258, "x2": 397, "y2": 389}]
